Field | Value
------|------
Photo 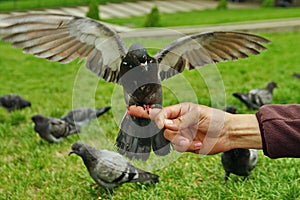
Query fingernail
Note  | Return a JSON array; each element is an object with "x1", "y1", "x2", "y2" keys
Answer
[
  {"x1": 194, "y1": 142, "x2": 202, "y2": 148},
  {"x1": 164, "y1": 119, "x2": 174, "y2": 125},
  {"x1": 179, "y1": 139, "x2": 190, "y2": 146}
]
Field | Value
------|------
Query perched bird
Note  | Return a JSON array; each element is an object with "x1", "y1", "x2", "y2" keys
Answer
[
  {"x1": 61, "y1": 106, "x2": 111, "y2": 130},
  {"x1": 0, "y1": 94, "x2": 31, "y2": 112},
  {"x1": 221, "y1": 106, "x2": 258, "y2": 183},
  {"x1": 32, "y1": 114, "x2": 79, "y2": 143},
  {"x1": 292, "y1": 72, "x2": 300, "y2": 80},
  {"x1": 233, "y1": 81, "x2": 277, "y2": 110},
  {"x1": 0, "y1": 13, "x2": 271, "y2": 160},
  {"x1": 69, "y1": 141, "x2": 159, "y2": 190}
]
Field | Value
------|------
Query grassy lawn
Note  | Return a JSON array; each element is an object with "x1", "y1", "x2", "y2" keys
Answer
[
  {"x1": 0, "y1": 30, "x2": 299, "y2": 199},
  {"x1": 104, "y1": 7, "x2": 300, "y2": 28},
  {"x1": 0, "y1": 0, "x2": 146, "y2": 12}
]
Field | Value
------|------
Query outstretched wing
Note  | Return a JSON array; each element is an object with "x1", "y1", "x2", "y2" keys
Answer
[
  {"x1": 0, "y1": 13, "x2": 128, "y2": 83},
  {"x1": 154, "y1": 31, "x2": 271, "y2": 81}
]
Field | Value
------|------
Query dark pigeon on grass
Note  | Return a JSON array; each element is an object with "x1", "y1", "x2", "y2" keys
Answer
[
  {"x1": 292, "y1": 72, "x2": 300, "y2": 80},
  {"x1": 69, "y1": 141, "x2": 159, "y2": 190},
  {"x1": 233, "y1": 81, "x2": 277, "y2": 110},
  {"x1": 61, "y1": 106, "x2": 110, "y2": 130},
  {"x1": 0, "y1": 13, "x2": 270, "y2": 160},
  {"x1": 221, "y1": 106, "x2": 258, "y2": 184},
  {"x1": 0, "y1": 94, "x2": 31, "y2": 112},
  {"x1": 32, "y1": 114, "x2": 79, "y2": 143},
  {"x1": 221, "y1": 149, "x2": 258, "y2": 183}
]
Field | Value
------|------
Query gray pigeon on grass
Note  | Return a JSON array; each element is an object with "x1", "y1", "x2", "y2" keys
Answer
[
  {"x1": 233, "y1": 81, "x2": 277, "y2": 110},
  {"x1": 221, "y1": 106, "x2": 258, "y2": 184},
  {"x1": 32, "y1": 114, "x2": 79, "y2": 143},
  {"x1": 69, "y1": 141, "x2": 159, "y2": 190},
  {"x1": 0, "y1": 94, "x2": 31, "y2": 112},
  {"x1": 61, "y1": 106, "x2": 111, "y2": 130}
]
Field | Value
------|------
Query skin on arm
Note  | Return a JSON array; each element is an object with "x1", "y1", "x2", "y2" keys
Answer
[{"x1": 128, "y1": 103, "x2": 262, "y2": 155}]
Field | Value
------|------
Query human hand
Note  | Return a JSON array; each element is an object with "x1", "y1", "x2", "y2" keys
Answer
[{"x1": 128, "y1": 102, "x2": 232, "y2": 155}]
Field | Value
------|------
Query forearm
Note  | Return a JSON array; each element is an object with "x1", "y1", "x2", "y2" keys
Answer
[
  {"x1": 226, "y1": 114, "x2": 262, "y2": 150},
  {"x1": 256, "y1": 104, "x2": 300, "y2": 158}
]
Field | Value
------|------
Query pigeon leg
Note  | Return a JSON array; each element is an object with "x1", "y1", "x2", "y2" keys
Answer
[{"x1": 223, "y1": 172, "x2": 230, "y2": 184}]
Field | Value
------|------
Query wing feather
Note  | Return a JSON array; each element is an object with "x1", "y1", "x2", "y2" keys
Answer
[
  {"x1": 0, "y1": 13, "x2": 128, "y2": 83},
  {"x1": 154, "y1": 31, "x2": 271, "y2": 80}
]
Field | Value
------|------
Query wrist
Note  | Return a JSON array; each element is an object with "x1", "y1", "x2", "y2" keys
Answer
[{"x1": 226, "y1": 113, "x2": 262, "y2": 150}]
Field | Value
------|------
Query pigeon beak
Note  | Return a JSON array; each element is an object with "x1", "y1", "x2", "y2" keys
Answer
[
  {"x1": 68, "y1": 151, "x2": 74, "y2": 156},
  {"x1": 140, "y1": 61, "x2": 148, "y2": 67}
]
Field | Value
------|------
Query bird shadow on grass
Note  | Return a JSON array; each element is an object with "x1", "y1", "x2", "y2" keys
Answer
[{"x1": 89, "y1": 182, "x2": 157, "y2": 198}]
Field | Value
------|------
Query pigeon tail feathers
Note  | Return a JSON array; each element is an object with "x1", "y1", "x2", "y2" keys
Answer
[
  {"x1": 129, "y1": 169, "x2": 159, "y2": 184},
  {"x1": 151, "y1": 129, "x2": 171, "y2": 156},
  {"x1": 116, "y1": 127, "x2": 151, "y2": 161},
  {"x1": 232, "y1": 92, "x2": 254, "y2": 109},
  {"x1": 96, "y1": 106, "x2": 111, "y2": 117}
]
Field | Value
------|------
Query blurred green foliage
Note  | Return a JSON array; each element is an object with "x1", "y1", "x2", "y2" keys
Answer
[
  {"x1": 144, "y1": 5, "x2": 160, "y2": 27},
  {"x1": 216, "y1": 0, "x2": 228, "y2": 10},
  {"x1": 86, "y1": 0, "x2": 100, "y2": 20},
  {"x1": 261, "y1": 0, "x2": 275, "y2": 7}
]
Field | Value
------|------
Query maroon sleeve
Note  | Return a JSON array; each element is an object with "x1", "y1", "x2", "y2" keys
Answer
[{"x1": 256, "y1": 104, "x2": 300, "y2": 158}]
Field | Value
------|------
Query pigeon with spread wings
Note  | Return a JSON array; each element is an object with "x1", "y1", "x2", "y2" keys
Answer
[{"x1": 0, "y1": 13, "x2": 271, "y2": 160}]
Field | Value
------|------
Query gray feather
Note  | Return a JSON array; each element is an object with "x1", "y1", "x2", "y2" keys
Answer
[
  {"x1": 154, "y1": 31, "x2": 271, "y2": 80},
  {"x1": 0, "y1": 13, "x2": 127, "y2": 83}
]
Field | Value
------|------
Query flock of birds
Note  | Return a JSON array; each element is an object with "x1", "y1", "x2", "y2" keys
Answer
[
  {"x1": 0, "y1": 94, "x2": 161, "y2": 189},
  {"x1": 0, "y1": 77, "x2": 282, "y2": 188},
  {"x1": 31, "y1": 106, "x2": 111, "y2": 143},
  {"x1": 0, "y1": 12, "x2": 299, "y2": 191}
]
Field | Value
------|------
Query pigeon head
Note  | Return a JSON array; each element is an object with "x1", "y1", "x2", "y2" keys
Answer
[
  {"x1": 32, "y1": 114, "x2": 46, "y2": 123},
  {"x1": 128, "y1": 42, "x2": 149, "y2": 65},
  {"x1": 69, "y1": 141, "x2": 87, "y2": 156},
  {"x1": 267, "y1": 81, "x2": 277, "y2": 90},
  {"x1": 20, "y1": 100, "x2": 31, "y2": 108}
]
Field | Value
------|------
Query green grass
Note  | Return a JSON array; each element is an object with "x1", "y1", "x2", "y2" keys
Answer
[
  {"x1": 0, "y1": 0, "x2": 148, "y2": 12},
  {"x1": 0, "y1": 31, "x2": 300, "y2": 199},
  {"x1": 103, "y1": 7, "x2": 300, "y2": 28}
]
